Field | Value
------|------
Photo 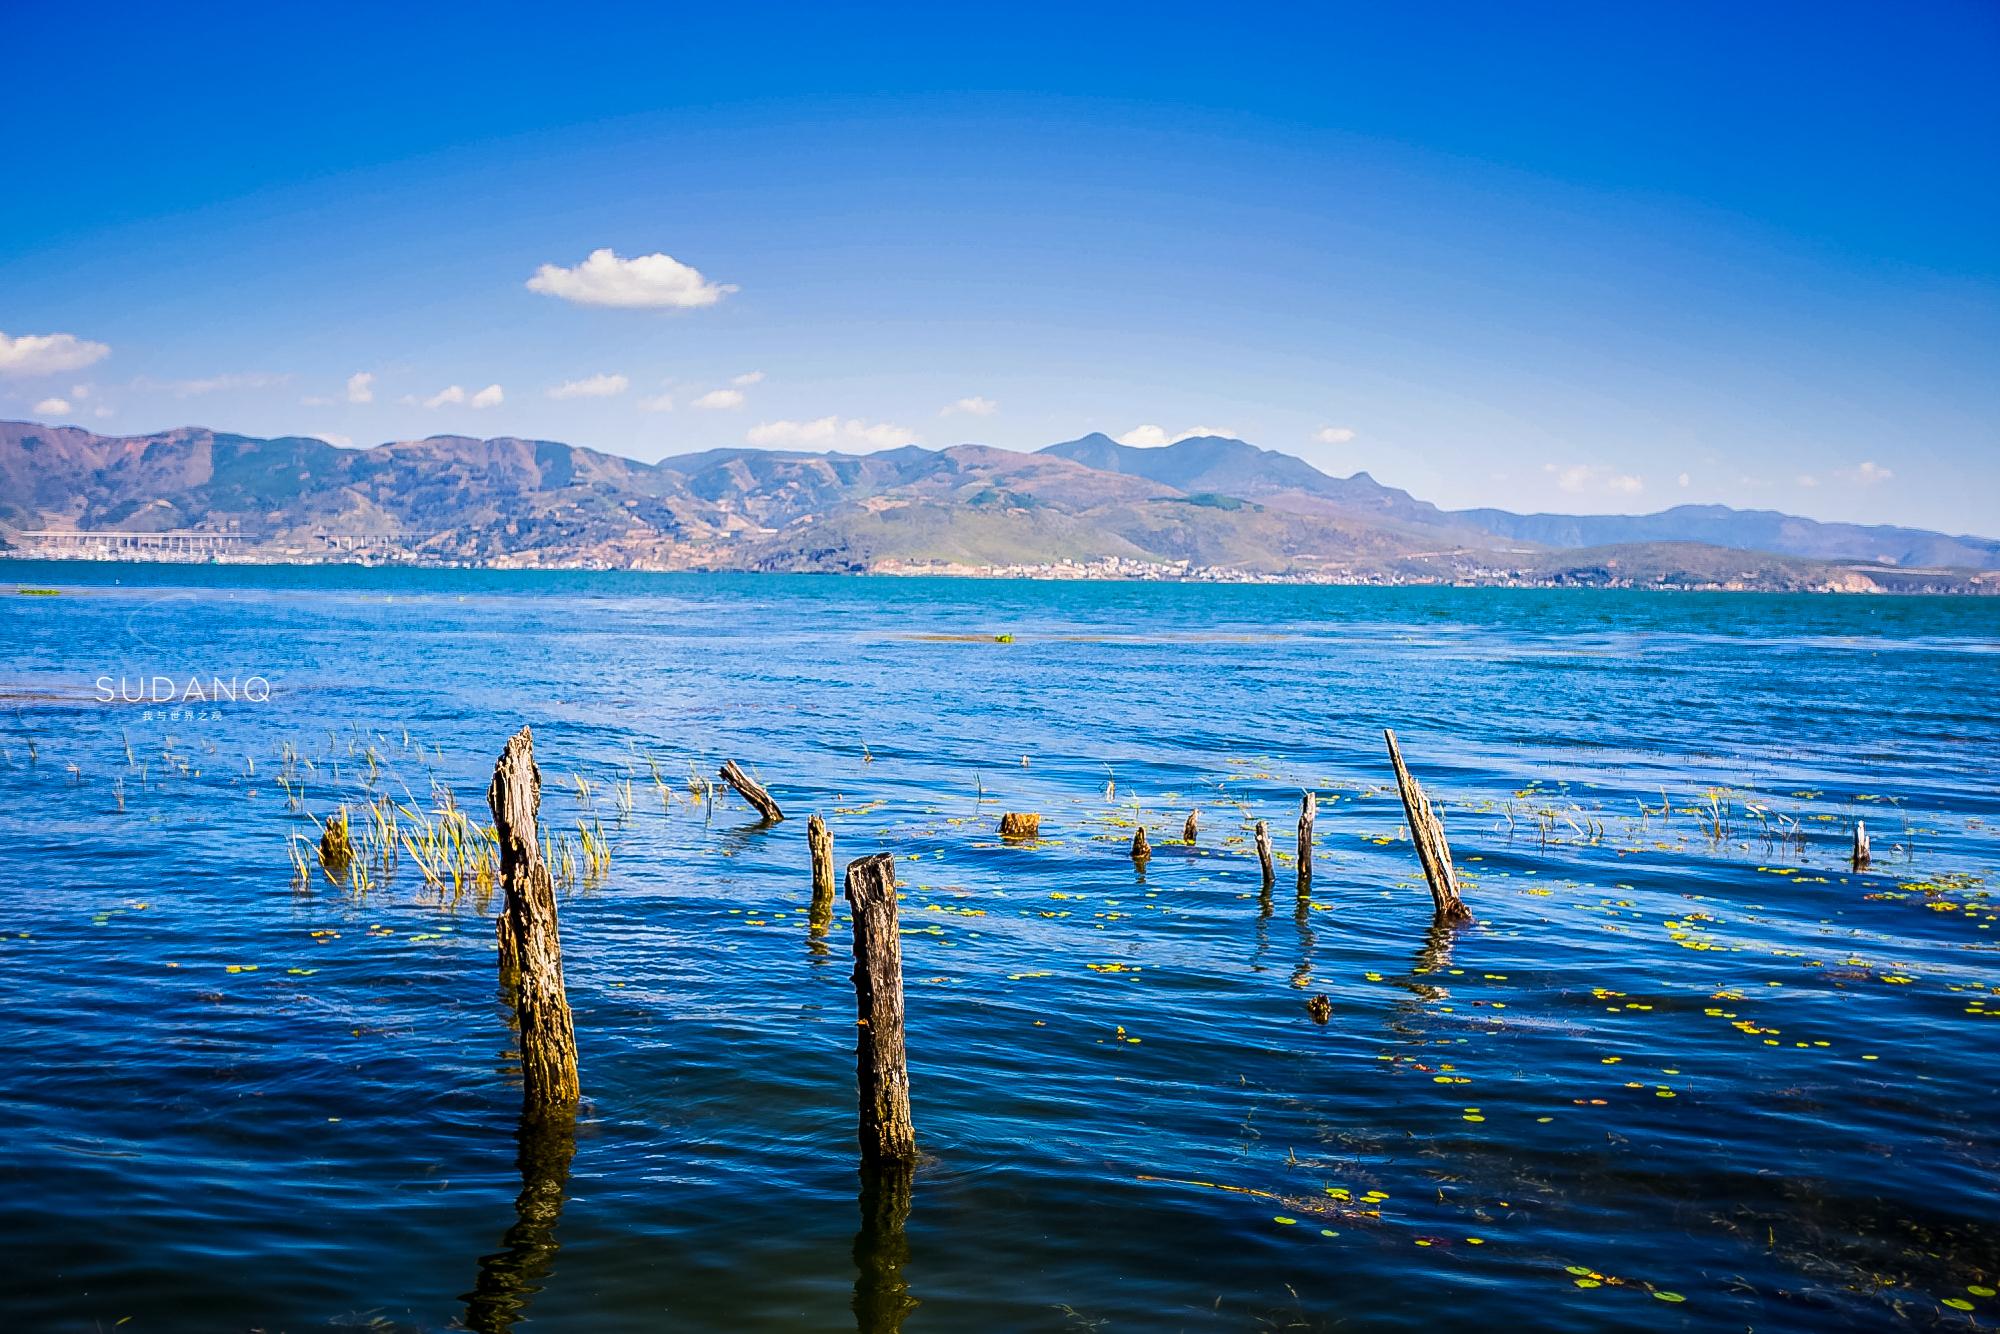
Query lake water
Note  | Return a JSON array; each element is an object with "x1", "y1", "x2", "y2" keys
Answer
[{"x1": 1, "y1": 563, "x2": 1996, "y2": 1332}]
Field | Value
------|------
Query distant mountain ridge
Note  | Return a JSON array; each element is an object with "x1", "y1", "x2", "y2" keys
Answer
[{"x1": 1, "y1": 419, "x2": 1992, "y2": 591}]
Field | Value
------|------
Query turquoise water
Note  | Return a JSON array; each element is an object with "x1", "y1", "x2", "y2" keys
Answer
[{"x1": 1, "y1": 563, "x2": 1996, "y2": 1332}]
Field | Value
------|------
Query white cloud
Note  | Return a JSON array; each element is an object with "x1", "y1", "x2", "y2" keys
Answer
[
  {"x1": 313, "y1": 432, "x2": 354, "y2": 447},
  {"x1": 1314, "y1": 426, "x2": 1356, "y2": 445},
  {"x1": 1796, "y1": 473, "x2": 1820, "y2": 488},
  {"x1": 1840, "y1": 460, "x2": 1893, "y2": 485},
  {"x1": 71, "y1": 383, "x2": 91, "y2": 400},
  {"x1": 425, "y1": 386, "x2": 466, "y2": 408},
  {"x1": 1116, "y1": 424, "x2": 1235, "y2": 447},
  {"x1": 746, "y1": 416, "x2": 919, "y2": 450},
  {"x1": 93, "y1": 405, "x2": 113, "y2": 419},
  {"x1": 0, "y1": 331, "x2": 110, "y2": 376},
  {"x1": 1677, "y1": 472, "x2": 1691, "y2": 488},
  {"x1": 300, "y1": 394, "x2": 335, "y2": 406},
  {"x1": 548, "y1": 373, "x2": 629, "y2": 399},
  {"x1": 32, "y1": 396, "x2": 72, "y2": 416},
  {"x1": 941, "y1": 395, "x2": 998, "y2": 417},
  {"x1": 470, "y1": 384, "x2": 504, "y2": 409},
  {"x1": 638, "y1": 393, "x2": 675, "y2": 412},
  {"x1": 346, "y1": 371, "x2": 375, "y2": 404},
  {"x1": 1546, "y1": 463, "x2": 1644, "y2": 496},
  {"x1": 731, "y1": 370, "x2": 765, "y2": 387},
  {"x1": 694, "y1": 387, "x2": 745, "y2": 410},
  {"x1": 526, "y1": 247, "x2": 737, "y2": 309}
]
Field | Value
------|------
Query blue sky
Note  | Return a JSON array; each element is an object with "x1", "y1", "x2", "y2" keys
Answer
[{"x1": 3, "y1": 2, "x2": 1995, "y2": 532}]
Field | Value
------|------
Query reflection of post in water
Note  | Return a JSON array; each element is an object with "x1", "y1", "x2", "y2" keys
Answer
[
  {"x1": 1291, "y1": 891, "x2": 1317, "y2": 991},
  {"x1": 852, "y1": 1160, "x2": 918, "y2": 1334},
  {"x1": 462, "y1": 1105, "x2": 578, "y2": 1334}
]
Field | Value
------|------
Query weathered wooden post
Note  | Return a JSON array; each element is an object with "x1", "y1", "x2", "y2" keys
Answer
[
  {"x1": 1296, "y1": 792, "x2": 1316, "y2": 897},
  {"x1": 1384, "y1": 728, "x2": 1472, "y2": 925},
  {"x1": 846, "y1": 853, "x2": 916, "y2": 1165},
  {"x1": 1182, "y1": 809, "x2": 1199, "y2": 844},
  {"x1": 809, "y1": 813, "x2": 836, "y2": 934},
  {"x1": 1130, "y1": 826, "x2": 1151, "y2": 864},
  {"x1": 1254, "y1": 819, "x2": 1275, "y2": 891},
  {"x1": 999, "y1": 812, "x2": 1041, "y2": 839},
  {"x1": 488, "y1": 727, "x2": 580, "y2": 1107},
  {"x1": 1852, "y1": 820, "x2": 1870, "y2": 871},
  {"x1": 719, "y1": 759, "x2": 785, "y2": 822}
]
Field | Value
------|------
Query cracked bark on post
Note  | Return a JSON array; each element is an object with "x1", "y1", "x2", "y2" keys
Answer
[
  {"x1": 488, "y1": 727, "x2": 580, "y2": 1107},
  {"x1": 1385, "y1": 728, "x2": 1472, "y2": 925},
  {"x1": 1254, "y1": 819, "x2": 1275, "y2": 891},
  {"x1": 719, "y1": 759, "x2": 784, "y2": 823},
  {"x1": 846, "y1": 853, "x2": 916, "y2": 1166},
  {"x1": 1296, "y1": 792, "x2": 1316, "y2": 898}
]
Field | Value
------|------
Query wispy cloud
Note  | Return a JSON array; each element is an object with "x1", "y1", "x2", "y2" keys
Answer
[
  {"x1": 941, "y1": 395, "x2": 998, "y2": 417},
  {"x1": 526, "y1": 248, "x2": 736, "y2": 309},
  {"x1": 638, "y1": 393, "x2": 675, "y2": 412},
  {"x1": 135, "y1": 371, "x2": 291, "y2": 397},
  {"x1": 1314, "y1": 426, "x2": 1356, "y2": 445},
  {"x1": 423, "y1": 384, "x2": 504, "y2": 409},
  {"x1": 1546, "y1": 463, "x2": 1644, "y2": 496},
  {"x1": 346, "y1": 371, "x2": 374, "y2": 404},
  {"x1": 32, "y1": 396, "x2": 71, "y2": 416},
  {"x1": 313, "y1": 431, "x2": 354, "y2": 447},
  {"x1": 1839, "y1": 460, "x2": 1893, "y2": 485},
  {"x1": 694, "y1": 387, "x2": 745, "y2": 410},
  {"x1": 746, "y1": 417, "x2": 918, "y2": 450},
  {"x1": 731, "y1": 370, "x2": 765, "y2": 387},
  {"x1": 0, "y1": 331, "x2": 110, "y2": 376},
  {"x1": 548, "y1": 373, "x2": 629, "y2": 399}
]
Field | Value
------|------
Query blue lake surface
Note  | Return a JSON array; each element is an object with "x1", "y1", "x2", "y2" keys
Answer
[{"x1": 1, "y1": 563, "x2": 1996, "y2": 1332}]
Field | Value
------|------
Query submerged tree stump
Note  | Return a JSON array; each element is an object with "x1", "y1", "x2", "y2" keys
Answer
[
  {"x1": 1182, "y1": 809, "x2": 1199, "y2": 844},
  {"x1": 1852, "y1": 820, "x2": 1871, "y2": 871},
  {"x1": 1385, "y1": 728, "x2": 1472, "y2": 925},
  {"x1": 998, "y1": 812, "x2": 1041, "y2": 839},
  {"x1": 846, "y1": 853, "x2": 917, "y2": 1165},
  {"x1": 1131, "y1": 826, "x2": 1152, "y2": 864},
  {"x1": 1296, "y1": 792, "x2": 1316, "y2": 898},
  {"x1": 809, "y1": 813, "x2": 836, "y2": 933},
  {"x1": 488, "y1": 727, "x2": 580, "y2": 1107},
  {"x1": 1254, "y1": 819, "x2": 1275, "y2": 891},
  {"x1": 719, "y1": 759, "x2": 785, "y2": 823}
]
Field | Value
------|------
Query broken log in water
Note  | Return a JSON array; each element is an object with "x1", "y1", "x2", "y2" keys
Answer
[
  {"x1": 1852, "y1": 820, "x2": 1871, "y2": 871},
  {"x1": 846, "y1": 853, "x2": 917, "y2": 1165},
  {"x1": 719, "y1": 759, "x2": 785, "y2": 823},
  {"x1": 1296, "y1": 792, "x2": 1316, "y2": 897},
  {"x1": 1182, "y1": 809, "x2": 1199, "y2": 844},
  {"x1": 1384, "y1": 728, "x2": 1472, "y2": 925},
  {"x1": 999, "y1": 812, "x2": 1041, "y2": 839},
  {"x1": 488, "y1": 727, "x2": 580, "y2": 1107},
  {"x1": 1131, "y1": 826, "x2": 1152, "y2": 864},
  {"x1": 1254, "y1": 819, "x2": 1275, "y2": 891},
  {"x1": 809, "y1": 813, "x2": 836, "y2": 934}
]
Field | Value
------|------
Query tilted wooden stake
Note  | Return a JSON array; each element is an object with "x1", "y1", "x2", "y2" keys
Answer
[
  {"x1": 1296, "y1": 792, "x2": 1316, "y2": 897},
  {"x1": 1384, "y1": 728, "x2": 1472, "y2": 925},
  {"x1": 846, "y1": 853, "x2": 917, "y2": 1165},
  {"x1": 488, "y1": 727, "x2": 580, "y2": 1107},
  {"x1": 1254, "y1": 819, "x2": 1275, "y2": 891},
  {"x1": 718, "y1": 759, "x2": 785, "y2": 823},
  {"x1": 998, "y1": 812, "x2": 1041, "y2": 839},
  {"x1": 1131, "y1": 826, "x2": 1151, "y2": 864},
  {"x1": 1182, "y1": 809, "x2": 1199, "y2": 844},
  {"x1": 1852, "y1": 820, "x2": 1871, "y2": 871},
  {"x1": 809, "y1": 813, "x2": 836, "y2": 933}
]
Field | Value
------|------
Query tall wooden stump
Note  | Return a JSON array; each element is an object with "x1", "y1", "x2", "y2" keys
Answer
[
  {"x1": 719, "y1": 759, "x2": 785, "y2": 822},
  {"x1": 488, "y1": 727, "x2": 580, "y2": 1107},
  {"x1": 1852, "y1": 820, "x2": 1871, "y2": 871},
  {"x1": 846, "y1": 853, "x2": 916, "y2": 1165},
  {"x1": 1182, "y1": 809, "x2": 1199, "y2": 844},
  {"x1": 809, "y1": 813, "x2": 836, "y2": 934},
  {"x1": 999, "y1": 812, "x2": 1041, "y2": 839},
  {"x1": 1296, "y1": 792, "x2": 1316, "y2": 897},
  {"x1": 1130, "y1": 826, "x2": 1152, "y2": 865},
  {"x1": 1385, "y1": 728, "x2": 1472, "y2": 925},
  {"x1": 1254, "y1": 819, "x2": 1276, "y2": 891}
]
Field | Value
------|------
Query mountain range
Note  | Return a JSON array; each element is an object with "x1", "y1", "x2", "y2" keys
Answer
[{"x1": 2, "y1": 420, "x2": 1994, "y2": 592}]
